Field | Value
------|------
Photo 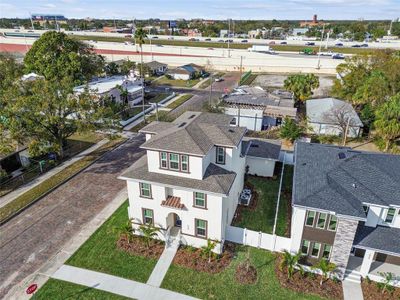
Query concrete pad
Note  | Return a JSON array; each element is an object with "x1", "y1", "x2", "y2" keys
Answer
[{"x1": 342, "y1": 280, "x2": 364, "y2": 300}]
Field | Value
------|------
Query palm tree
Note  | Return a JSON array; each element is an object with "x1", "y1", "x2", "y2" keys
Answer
[
  {"x1": 139, "y1": 223, "x2": 160, "y2": 248},
  {"x1": 312, "y1": 259, "x2": 336, "y2": 286},
  {"x1": 113, "y1": 219, "x2": 135, "y2": 244},
  {"x1": 201, "y1": 239, "x2": 217, "y2": 263},
  {"x1": 134, "y1": 27, "x2": 148, "y2": 122},
  {"x1": 279, "y1": 250, "x2": 303, "y2": 279}
]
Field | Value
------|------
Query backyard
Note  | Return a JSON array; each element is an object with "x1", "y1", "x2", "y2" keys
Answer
[
  {"x1": 154, "y1": 76, "x2": 201, "y2": 88},
  {"x1": 233, "y1": 164, "x2": 293, "y2": 236},
  {"x1": 161, "y1": 246, "x2": 323, "y2": 300}
]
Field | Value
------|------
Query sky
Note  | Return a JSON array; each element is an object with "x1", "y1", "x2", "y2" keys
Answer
[{"x1": 1, "y1": 0, "x2": 399, "y2": 20}]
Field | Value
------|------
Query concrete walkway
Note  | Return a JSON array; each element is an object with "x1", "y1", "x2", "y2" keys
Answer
[
  {"x1": 0, "y1": 138, "x2": 109, "y2": 208},
  {"x1": 147, "y1": 239, "x2": 179, "y2": 287},
  {"x1": 342, "y1": 280, "x2": 364, "y2": 300},
  {"x1": 52, "y1": 265, "x2": 198, "y2": 300}
]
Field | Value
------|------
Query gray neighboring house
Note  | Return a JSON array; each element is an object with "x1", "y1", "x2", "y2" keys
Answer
[
  {"x1": 223, "y1": 86, "x2": 297, "y2": 131},
  {"x1": 290, "y1": 142, "x2": 400, "y2": 284},
  {"x1": 306, "y1": 98, "x2": 363, "y2": 137},
  {"x1": 145, "y1": 61, "x2": 168, "y2": 75}
]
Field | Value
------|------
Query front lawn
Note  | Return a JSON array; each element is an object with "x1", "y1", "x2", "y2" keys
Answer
[
  {"x1": 161, "y1": 246, "x2": 323, "y2": 300},
  {"x1": 233, "y1": 164, "x2": 293, "y2": 236},
  {"x1": 66, "y1": 201, "x2": 158, "y2": 283},
  {"x1": 167, "y1": 94, "x2": 193, "y2": 109},
  {"x1": 155, "y1": 76, "x2": 201, "y2": 87},
  {"x1": 35, "y1": 279, "x2": 131, "y2": 300}
]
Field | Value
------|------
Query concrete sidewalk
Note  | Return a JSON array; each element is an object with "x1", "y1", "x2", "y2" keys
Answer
[
  {"x1": 342, "y1": 280, "x2": 364, "y2": 300},
  {"x1": 52, "y1": 265, "x2": 198, "y2": 300},
  {"x1": 0, "y1": 138, "x2": 109, "y2": 208}
]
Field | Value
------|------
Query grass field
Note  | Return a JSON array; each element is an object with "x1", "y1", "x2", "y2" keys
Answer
[
  {"x1": 233, "y1": 165, "x2": 293, "y2": 236},
  {"x1": 35, "y1": 279, "x2": 131, "y2": 300},
  {"x1": 73, "y1": 34, "x2": 376, "y2": 55},
  {"x1": 161, "y1": 246, "x2": 323, "y2": 300},
  {"x1": 0, "y1": 138, "x2": 123, "y2": 224},
  {"x1": 167, "y1": 94, "x2": 193, "y2": 109},
  {"x1": 154, "y1": 76, "x2": 201, "y2": 87},
  {"x1": 66, "y1": 201, "x2": 158, "y2": 283}
]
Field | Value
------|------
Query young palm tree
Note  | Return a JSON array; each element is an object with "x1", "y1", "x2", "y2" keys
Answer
[
  {"x1": 279, "y1": 250, "x2": 303, "y2": 279},
  {"x1": 134, "y1": 27, "x2": 148, "y2": 122},
  {"x1": 201, "y1": 239, "x2": 217, "y2": 263},
  {"x1": 113, "y1": 219, "x2": 135, "y2": 244},
  {"x1": 312, "y1": 259, "x2": 336, "y2": 286},
  {"x1": 139, "y1": 223, "x2": 160, "y2": 248}
]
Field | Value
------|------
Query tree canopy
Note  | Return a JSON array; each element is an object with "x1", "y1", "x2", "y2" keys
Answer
[
  {"x1": 24, "y1": 31, "x2": 104, "y2": 84},
  {"x1": 283, "y1": 74, "x2": 320, "y2": 102}
]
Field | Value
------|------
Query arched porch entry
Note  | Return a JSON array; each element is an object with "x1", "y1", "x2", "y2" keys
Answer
[{"x1": 166, "y1": 212, "x2": 181, "y2": 229}]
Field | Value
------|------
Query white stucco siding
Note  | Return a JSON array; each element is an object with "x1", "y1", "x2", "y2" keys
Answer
[
  {"x1": 308, "y1": 122, "x2": 361, "y2": 137},
  {"x1": 290, "y1": 206, "x2": 307, "y2": 252},
  {"x1": 224, "y1": 107, "x2": 264, "y2": 131},
  {"x1": 146, "y1": 150, "x2": 204, "y2": 179},
  {"x1": 246, "y1": 156, "x2": 276, "y2": 177}
]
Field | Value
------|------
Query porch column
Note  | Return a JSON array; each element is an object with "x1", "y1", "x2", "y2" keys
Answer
[{"x1": 360, "y1": 249, "x2": 375, "y2": 277}]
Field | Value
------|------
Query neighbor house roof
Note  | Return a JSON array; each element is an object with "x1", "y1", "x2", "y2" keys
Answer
[
  {"x1": 293, "y1": 142, "x2": 400, "y2": 219},
  {"x1": 145, "y1": 61, "x2": 167, "y2": 70},
  {"x1": 140, "y1": 111, "x2": 247, "y2": 156},
  {"x1": 119, "y1": 155, "x2": 236, "y2": 196},
  {"x1": 306, "y1": 98, "x2": 363, "y2": 127},
  {"x1": 73, "y1": 76, "x2": 141, "y2": 95},
  {"x1": 241, "y1": 138, "x2": 281, "y2": 160},
  {"x1": 354, "y1": 223, "x2": 400, "y2": 255},
  {"x1": 168, "y1": 64, "x2": 203, "y2": 75}
]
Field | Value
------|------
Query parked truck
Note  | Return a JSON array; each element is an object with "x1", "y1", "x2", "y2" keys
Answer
[
  {"x1": 299, "y1": 48, "x2": 316, "y2": 55},
  {"x1": 247, "y1": 45, "x2": 276, "y2": 54}
]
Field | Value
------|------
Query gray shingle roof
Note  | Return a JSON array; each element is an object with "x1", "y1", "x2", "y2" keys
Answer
[
  {"x1": 139, "y1": 121, "x2": 175, "y2": 134},
  {"x1": 140, "y1": 112, "x2": 246, "y2": 156},
  {"x1": 354, "y1": 223, "x2": 400, "y2": 255},
  {"x1": 145, "y1": 61, "x2": 167, "y2": 70},
  {"x1": 119, "y1": 155, "x2": 236, "y2": 195},
  {"x1": 241, "y1": 138, "x2": 281, "y2": 160},
  {"x1": 293, "y1": 142, "x2": 400, "y2": 218}
]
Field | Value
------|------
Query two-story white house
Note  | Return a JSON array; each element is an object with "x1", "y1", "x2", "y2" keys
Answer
[{"x1": 119, "y1": 111, "x2": 281, "y2": 253}]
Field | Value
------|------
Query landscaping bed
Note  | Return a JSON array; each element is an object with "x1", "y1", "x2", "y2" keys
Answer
[
  {"x1": 276, "y1": 257, "x2": 343, "y2": 300},
  {"x1": 117, "y1": 234, "x2": 164, "y2": 260},
  {"x1": 167, "y1": 94, "x2": 193, "y2": 110},
  {"x1": 172, "y1": 242, "x2": 235, "y2": 274},
  {"x1": 361, "y1": 278, "x2": 400, "y2": 300}
]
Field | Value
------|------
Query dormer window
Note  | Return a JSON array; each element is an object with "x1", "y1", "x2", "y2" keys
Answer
[
  {"x1": 216, "y1": 146, "x2": 226, "y2": 164},
  {"x1": 160, "y1": 152, "x2": 167, "y2": 169},
  {"x1": 159, "y1": 151, "x2": 189, "y2": 173},
  {"x1": 384, "y1": 208, "x2": 396, "y2": 224},
  {"x1": 169, "y1": 153, "x2": 180, "y2": 170}
]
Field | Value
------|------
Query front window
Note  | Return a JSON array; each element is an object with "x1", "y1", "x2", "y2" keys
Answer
[
  {"x1": 306, "y1": 210, "x2": 316, "y2": 226},
  {"x1": 328, "y1": 215, "x2": 338, "y2": 231},
  {"x1": 322, "y1": 244, "x2": 332, "y2": 259},
  {"x1": 143, "y1": 209, "x2": 153, "y2": 224},
  {"x1": 194, "y1": 192, "x2": 206, "y2": 208},
  {"x1": 385, "y1": 208, "x2": 396, "y2": 224},
  {"x1": 311, "y1": 242, "x2": 321, "y2": 258},
  {"x1": 216, "y1": 146, "x2": 225, "y2": 164},
  {"x1": 317, "y1": 213, "x2": 327, "y2": 229},
  {"x1": 195, "y1": 219, "x2": 207, "y2": 237},
  {"x1": 169, "y1": 153, "x2": 179, "y2": 170},
  {"x1": 181, "y1": 155, "x2": 189, "y2": 172},
  {"x1": 139, "y1": 182, "x2": 152, "y2": 198},
  {"x1": 160, "y1": 152, "x2": 167, "y2": 169},
  {"x1": 301, "y1": 240, "x2": 310, "y2": 255}
]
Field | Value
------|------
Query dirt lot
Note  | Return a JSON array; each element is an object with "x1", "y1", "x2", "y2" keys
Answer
[{"x1": 251, "y1": 73, "x2": 335, "y2": 98}]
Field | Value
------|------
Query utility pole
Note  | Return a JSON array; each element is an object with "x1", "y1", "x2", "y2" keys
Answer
[
  {"x1": 238, "y1": 56, "x2": 243, "y2": 87},
  {"x1": 209, "y1": 73, "x2": 213, "y2": 106},
  {"x1": 227, "y1": 18, "x2": 231, "y2": 58},
  {"x1": 317, "y1": 23, "x2": 325, "y2": 69}
]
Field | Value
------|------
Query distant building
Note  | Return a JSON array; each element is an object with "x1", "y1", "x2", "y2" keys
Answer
[
  {"x1": 144, "y1": 61, "x2": 168, "y2": 76},
  {"x1": 299, "y1": 14, "x2": 328, "y2": 27},
  {"x1": 181, "y1": 28, "x2": 202, "y2": 37},
  {"x1": 167, "y1": 64, "x2": 205, "y2": 80},
  {"x1": 31, "y1": 14, "x2": 67, "y2": 25}
]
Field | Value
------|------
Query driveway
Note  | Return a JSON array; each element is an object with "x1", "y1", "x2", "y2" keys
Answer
[{"x1": 0, "y1": 135, "x2": 145, "y2": 298}]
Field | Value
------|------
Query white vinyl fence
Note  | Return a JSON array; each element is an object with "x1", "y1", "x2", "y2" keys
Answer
[{"x1": 225, "y1": 225, "x2": 291, "y2": 253}]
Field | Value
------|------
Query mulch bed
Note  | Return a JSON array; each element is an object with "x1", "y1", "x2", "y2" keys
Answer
[
  {"x1": 275, "y1": 256, "x2": 343, "y2": 300},
  {"x1": 361, "y1": 279, "x2": 400, "y2": 300},
  {"x1": 235, "y1": 262, "x2": 258, "y2": 284},
  {"x1": 117, "y1": 235, "x2": 164, "y2": 259},
  {"x1": 172, "y1": 242, "x2": 236, "y2": 274}
]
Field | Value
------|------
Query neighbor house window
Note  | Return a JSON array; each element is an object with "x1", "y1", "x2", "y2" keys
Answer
[
  {"x1": 385, "y1": 208, "x2": 396, "y2": 224},
  {"x1": 169, "y1": 153, "x2": 179, "y2": 170},
  {"x1": 301, "y1": 240, "x2": 310, "y2": 255},
  {"x1": 216, "y1": 146, "x2": 226, "y2": 164},
  {"x1": 139, "y1": 182, "x2": 152, "y2": 198},
  {"x1": 305, "y1": 211, "x2": 316, "y2": 227},
  {"x1": 317, "y1": 213, "x2": 327, "y2": 229},
  {"x1": 328, "y1": 215, "x2": 338, "y2": 231},
  {"x1": 160, "y1": 152, "x2": 168, "y2": 169},
  {"x1": 195, "y1": 219, "x2": 207, "y2": 238},
  {"x1": 311, "y1": 242, "x2": 321, "y2": 258},
  {"x1": 322, "y1": 244, "x2": 332, "y2": 259},
  {"x1": 194, "y1": 192, "x2": 206, "y2": 208},
  {"x1": 181, "y1": 155, "x2": 189, "y2": 172},
  {"x1": 143, "y1": 209, "x2": 154, "y2": 225}
]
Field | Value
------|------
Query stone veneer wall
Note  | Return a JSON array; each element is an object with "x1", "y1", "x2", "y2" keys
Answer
[{"x1": 330, "y1": 217, "x2": 359, "y2": 279}]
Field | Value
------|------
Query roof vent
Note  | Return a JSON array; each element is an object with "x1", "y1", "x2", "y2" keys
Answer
[
  {"x1": 352, "y1": 183, "x2": 357, "y2": 189},
  {"x1": 178, "y1": 122, "x2": 186, "y2": 128},
  {"x1": 338, "y1": 152, "x2": 346, "y2": 159},
  {"x1": 250, "y1": 144, "x2": 259, "y2": 148},
  {"x1": 228, "y1": 128, "x2": 235, "y2": 133},
  {"x1": 188, "y1": 114, "x2": 196, "y2": 119}
]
